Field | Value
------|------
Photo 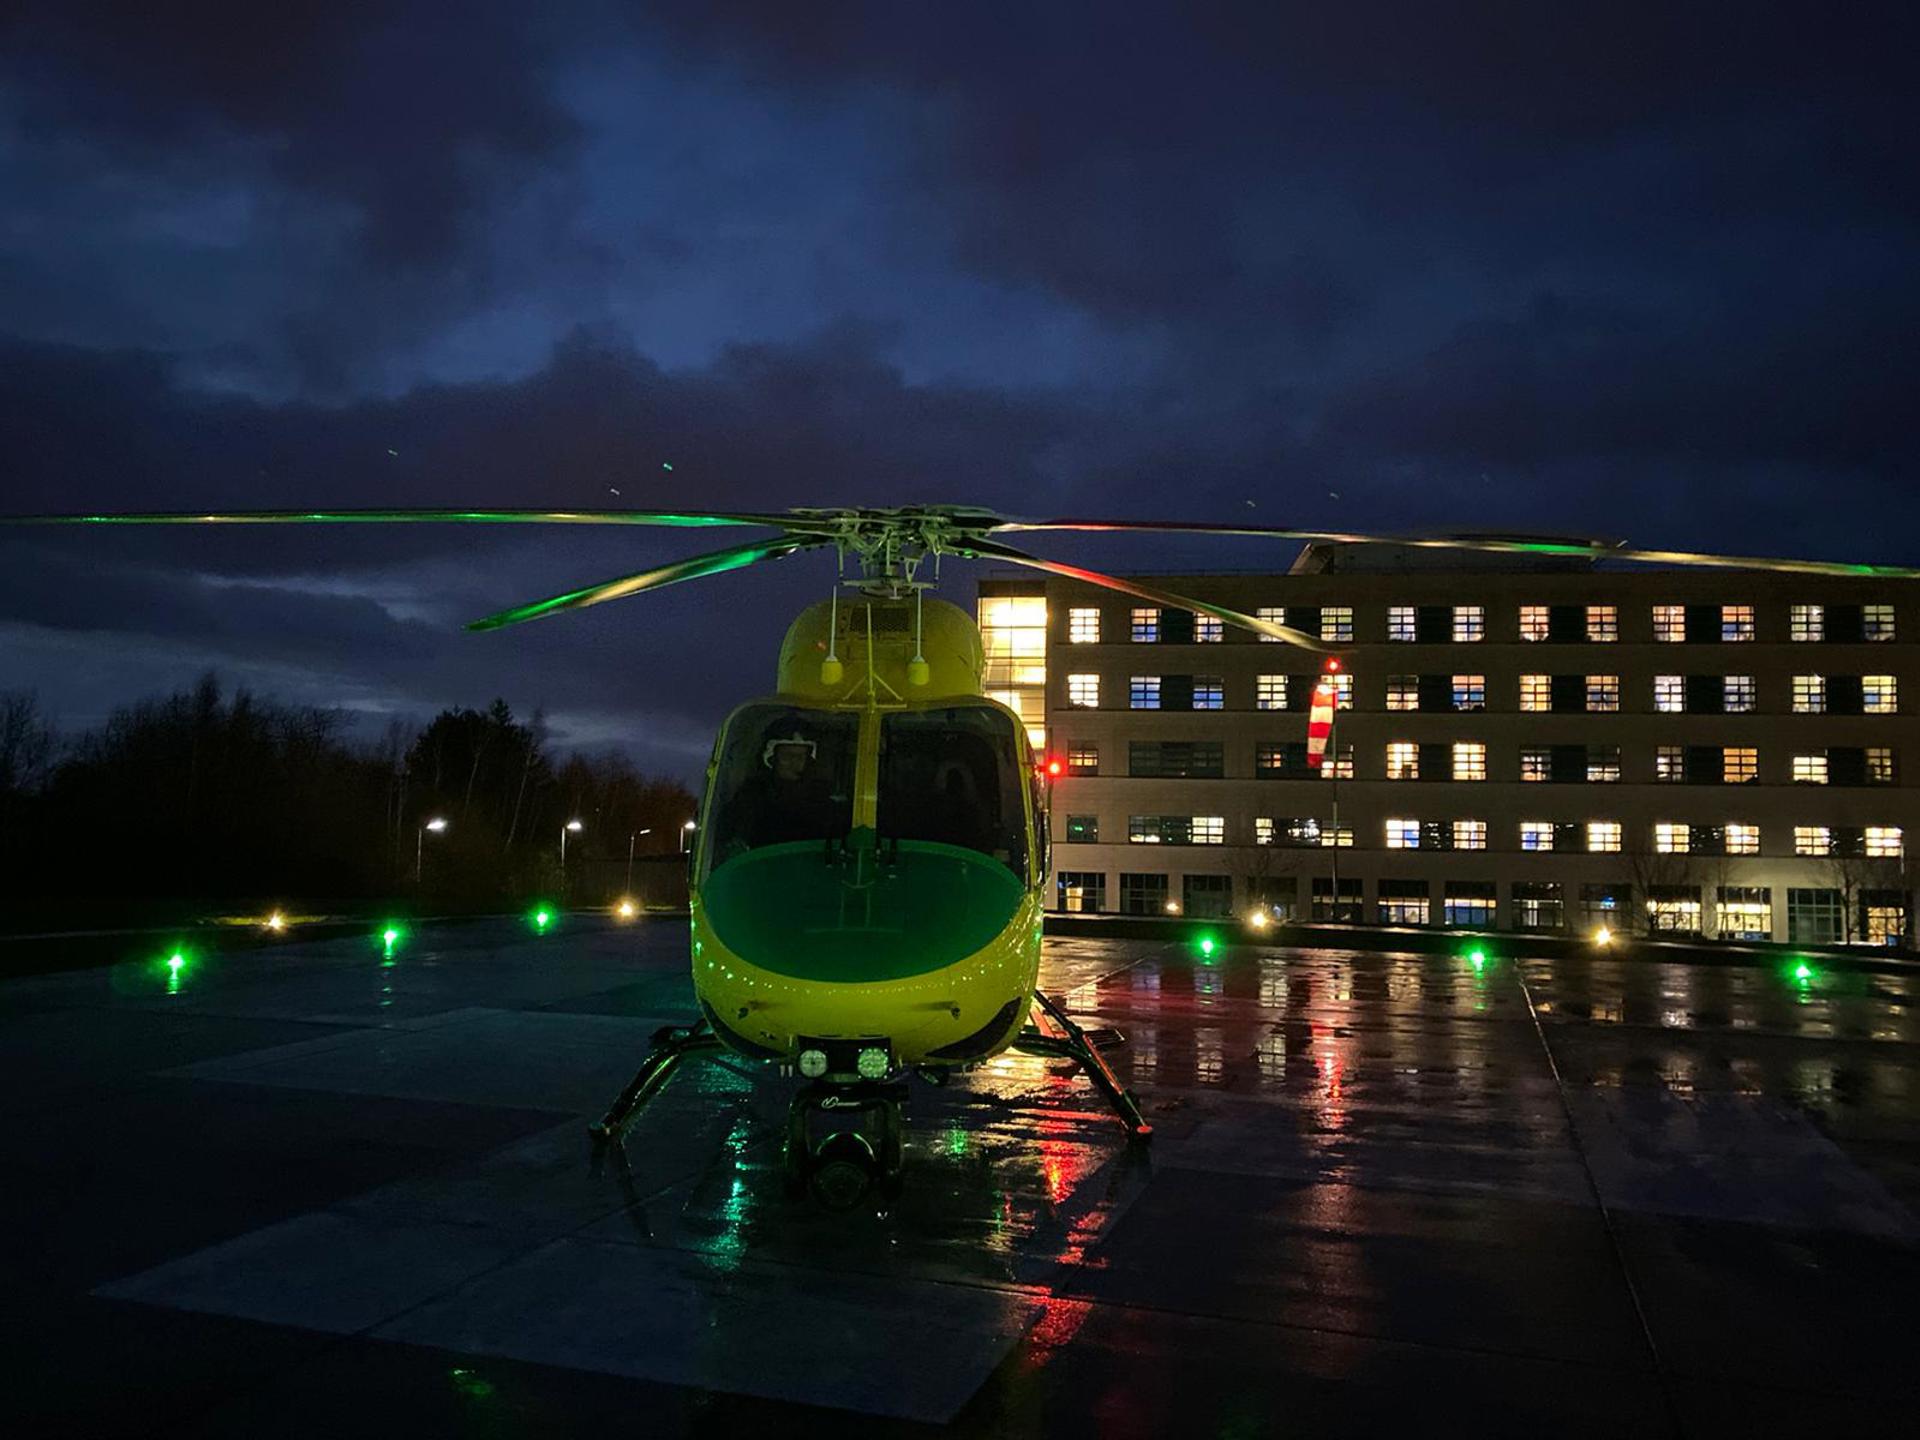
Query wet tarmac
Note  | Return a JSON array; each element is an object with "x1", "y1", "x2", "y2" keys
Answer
[{"x1": 4, "y1": 919, "x2": 1918, "y2": 1437}]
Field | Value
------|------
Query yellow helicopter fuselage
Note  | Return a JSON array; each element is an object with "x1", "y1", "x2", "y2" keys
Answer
[{"x1": 686, "y1": 594, "x2": 1046, "y2": 1072}]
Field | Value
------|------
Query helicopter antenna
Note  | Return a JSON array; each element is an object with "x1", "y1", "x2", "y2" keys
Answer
[
  {"x1": 908, "y1": 579, "x2": 929, "y2": 687},
  {"x1": 821, "y1": 545, "x2": 845, "y2": 685}
]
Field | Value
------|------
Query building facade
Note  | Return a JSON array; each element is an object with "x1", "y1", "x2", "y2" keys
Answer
[{"x1": 979, "y1": 542, "x2": 1920, "y2": 944}]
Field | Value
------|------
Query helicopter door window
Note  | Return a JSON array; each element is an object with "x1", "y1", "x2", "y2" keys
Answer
[
  {"x1": 877, "y1": 707, "x2": 1028, "y2": 875},
  {"x1": 708, "y1": 706, "x2": 858, "y2": 868}
]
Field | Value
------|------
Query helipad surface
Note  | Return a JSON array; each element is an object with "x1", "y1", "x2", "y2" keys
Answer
[{"x1": 4, "y1": 919, "x2": 1918, "y2": 1437}]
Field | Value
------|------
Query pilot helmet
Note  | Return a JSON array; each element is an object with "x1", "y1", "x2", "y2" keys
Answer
[{"x1": 762, "y1": 732, "x2": 818, "y2": 767}]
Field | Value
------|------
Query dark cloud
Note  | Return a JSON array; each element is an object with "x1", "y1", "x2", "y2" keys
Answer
[{"x1": 3, "y1": 4, "x2": 1919, "y2": 775}]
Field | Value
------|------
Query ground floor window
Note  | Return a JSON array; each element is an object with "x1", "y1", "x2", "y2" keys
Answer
[
  {"x1": 1646, "y1": 885, "x2": 1702, "y2": 935},
  {"x1": 1862, "y1": 889, "x2": 1908, "y2": 946},
  {"x1": 1183, "y1": 873, "x2": 1234, "y2": 919},
  {"x1": 1443, "y1": 881, "x2": 1497, "y2": 928},
  {"x1": 1057, "y1": 870, "x2": 1106, "y2": 914},
  {"x1": 1311, "y1": 877, "x2": 1363, "y2": 923},
  {"x1": 1120, "y1": 872, "x2": 1170, "y2": 916},
  {"x1": 1580, "y1": 882, "x2": 1631, "y2": 933},
  {"x1": 1512, "y1": 882, "x2": 1564, "y2": 931},
  {"x1": 1378, "y1": 878, "x2": 1430, "y2": 927},
  {"x1": 1714, "y1": 886, "x2": 1772, "y2": 941},
  {"x1": 1787, "y1": 888, "x2": 1843, "y2": 944},
  {"x1": 1245, "y1": 875, "x2": 1298, "y2": 920}
]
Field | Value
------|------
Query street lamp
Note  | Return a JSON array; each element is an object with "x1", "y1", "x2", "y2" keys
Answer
[
  {"x1": 626, "y1": 829, "x2": 652, "y2": 891},
  {"x1": 416, "y1": 816, "x2": 448, "y2": 883},
  {"x1": 680, "y1": 818, "x2": 697, "y2": 854},
  {"x1": 561, "y1": 818, "x2": 584, "y2": 873}
]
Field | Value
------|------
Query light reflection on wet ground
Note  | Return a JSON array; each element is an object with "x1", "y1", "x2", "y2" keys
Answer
[{"x1": 8, "y1": 920, "x2": 1920, "y2": 1436}]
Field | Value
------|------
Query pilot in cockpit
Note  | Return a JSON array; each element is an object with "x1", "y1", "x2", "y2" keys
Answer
[{"x1": 724, "y1": 732, "x2": 837, "y2": 849}]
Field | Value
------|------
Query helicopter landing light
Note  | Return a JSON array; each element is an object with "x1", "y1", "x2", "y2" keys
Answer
[
  {"x1": 856, "y1": 1046, "x2": 890, "y2": 1080},
  {"x1": 798, "y1": 1049, "x2": 828, "y2": 1078}
]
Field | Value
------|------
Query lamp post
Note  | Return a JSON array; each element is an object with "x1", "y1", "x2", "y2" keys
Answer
[
  {"x1": 680, "y1": 818, "x2": 697, "y2": 854},
  {"x1": 626, "y1": 829, "x2": 651, "y2": 891},
  {"x1": 416, "y1": 817, "x2": 447, "y2": 884},
  {"x1": 561, "y1": 819, "x2": 583, "y2": 875}
]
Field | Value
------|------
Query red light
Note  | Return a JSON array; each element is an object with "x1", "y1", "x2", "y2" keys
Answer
[
  {"x1": 1046, "y1": 758, "x2": 1065, "y2": 776},
  {"x1": 1325, "y1": 658, "x2": 1342, "y2": 672}
]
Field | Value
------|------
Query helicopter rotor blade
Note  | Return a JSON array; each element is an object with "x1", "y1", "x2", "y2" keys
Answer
[
  {"x1": 962, "y1": 537, "x2": 1333, "y2": 651},
  {"x1": 0, "y1": 507, "x2": 805, "y2": 530},
  {"x1": 465, "y1": 535, "x2": 822, "y2": 632},
  {"x1": 988, "y1": 519, "x2": 1920, "y2": 580}
]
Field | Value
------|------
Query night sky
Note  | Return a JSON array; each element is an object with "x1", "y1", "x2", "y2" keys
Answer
[{"x1": 2, "y1": 3, "x2": 1914, "y2": 779}]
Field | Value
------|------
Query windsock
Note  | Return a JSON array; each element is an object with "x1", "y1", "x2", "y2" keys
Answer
[{"x1": 1306, "y1": 676, "x2": 1336, "y2": 769}]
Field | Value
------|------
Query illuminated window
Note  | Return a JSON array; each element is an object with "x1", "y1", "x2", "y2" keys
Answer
[
  {"x1": 1321, "y1": 606, "x2": 1354, "y2": 643},
  {"x1": 1453, "y1": 742, "x2": 1487, "y2": 781},
  {"x1": 1067, "y1": 674, "x2": 1100, "y2": 708},
  {"x1": 1256, "y1": 606, "x2": 1286, "y2": 641},
  {"x1": 1385, "y1": 818, "x2": 1420, "y2": 849},
  {"x1": 1387, "y1": 675, "x2": 1418, "y2": 711},
  {"x1": 1654, "y1": 822, "x2": 1691, "y2": 855},
  {"x1": 1386, "y1": 742, "x2": 1419, "y2": 780},
  {"x1": 1793, "y1": 675, "x2": 1825, "y2": 713},
  {"x1": 1726, "y1": 823, "x2": 1760, "y2": 856},
  {"x1": 1129, "y1": 676, "x2": 1161, "y2": 709},
  {"x1": 1588, "y1": 821, "x2": 1623, "y2": 853},
  {"x1": 1868, "y1": 747, "x2": 1896, "y2": 783},
  {"x1": 1130, "y1": 608, "x2": 1161, "y2": 642},
  {"x1": 1647, "y1": 891, "x2": 1703, "y2": 935},
  {"x1": 1387, "y1": 606, "x2": 1417, "y2": 642},
  {"x1": 1723, "y1": 747, "x2": 1758, "y2": 784},
  {"x1": 1319, "y1": 743, "x2": 1354, "y2": 780},
  {"x1": 1722, "y1": 605, "x2": 1755, "y2": 641},
  {"x1": 1586, "y1": 675, "x2": 1620, "y2": 712},
  {"x1": 1254, "y1": 818, "x2": 1275, "y2": 846},
  {"x1": 1256, "y1": 674, "x2": 1289, "y2": 710},
  {"x1": 1067, "y1": 608, "x2": 1101, "y2": 644},
  {"x1": 1653, "y1": 605, "x2": 1686, "y2": 642},
  {"x1": 1519, "y1": 605, "x2": 1550, "y2": 641},
  {"x1": 1724, "y1": 675, "x2": 1755, "y2": 713},
  {"x1": 1323, "y1": 822, "x2": 1354, "y2": 846},
  {"x1": 1521, "y1": 748, "x2": 1551, "y2": 782},
  {"x1": 1519, "y1": 674, "x2": 1551, "y2": 712},
  {"x1": 1865, "y1": 675, "x2": 1898, "y2": 713},
  {"x1": 1453, "y1": 819, "x2": 1488, "y2": 850},
  {"x1": 1193, "y1": 676, "x2": 1225, "y2": 710},
  {"x1": 1792, "y1": 753, "x2": 1828, "y2": 784},
  {"x1": 1068, "y1": 745, "x2": 1099, "y2": 774},
  {"x1": 1520, "y1": 821, "x2": 1555, "y2": 852},
  {"x1": 1654, "y1": 675, "x2": 1685, "y2": 713},
  {"x1": 1656, "y1": 745, "x2": 1684, "y2": 782},
  {"x1": 1791, "y1": 604, "x2": 1824, "y2": 642},
  {"x1": 1867, "y1": 826, "x2": 1904, "y2": 858},
  {"x1": 1194, "y1": 614, "x2": 1224, "y2": 643},
  {"x1": 1795, "y1": 825, "x2": 1833, "y2": 856},
  {"x1": 1191, "y1": 816, "x2": 1226, "y2": 845},
  {"x1": 1586, "y1": 605, "x2": 1618, "y2": 642},
  {"x1": 1864, "y1": 604, "x2": 1896, "y2": 642},
  {"x1": 1452, "y1": 605, "x2": 1485, "y2": 642},
  {"x1": 1129, "y1": 815, "x2": 1226, "y2": 846},
  {"x1": 1331, "y1": 672, "x2": 1353, "y2": 710},
  {"x1": 1587, "y1": 745, "x2": 1621, "y2": 782},
  {"x1": 1453, "y1": 674, "x2": 1486, "y2": 711}
]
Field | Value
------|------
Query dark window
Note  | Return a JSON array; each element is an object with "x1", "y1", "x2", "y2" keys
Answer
[
  {"x1": 1065, "y1": 814, "x2": 1099, "y2": 843},
  {"x1": 1130, "y1": 741, "x2": 1225, "y2": 778},
  {"x1": 1120, "y1": 872, "x2": 1169, "y2": 916},
  {"x1": 1159, "y1": 609, "x2": 1194, "y2": 645},
  {"x1": 1416, "y1": 605, "x2": 1451, "y2": 643},
  {"x1": 1183, "y1": 874, "x2": 1233, "y2": 918},
  {"x1": 1550, "y1": 674, "x2": 1585, "y2": 712},
  {"x1": 1548, "y1": 605, "x2": 1585, "y2": 643},
  {"x1": 1685, "y1": 674, "x2": 1724, "y2": 714},
  {"x1": 1828, "y1": 675, "x2": 1865, "y2": 715},
  {"x1": 1255, "y1": 742, "x2": 1312, "y2": 778}
]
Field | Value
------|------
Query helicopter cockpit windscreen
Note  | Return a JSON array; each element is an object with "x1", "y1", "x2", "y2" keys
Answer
[
  {"x1": 707, "y1": 705, "x2": 858, "y2": 871},
  {"x1": 876, "y1": 705, "x2": 1029, "y2": 877}
]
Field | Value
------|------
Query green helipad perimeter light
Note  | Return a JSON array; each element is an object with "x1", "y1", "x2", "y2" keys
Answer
[
  {"x1": 1468, "y1": 948, "x2": 1487, "y2": 971},
  {"x1": 1198, "y1": 934, "x2": 1217, "y2": 960},
  {"x1": 532, "y1": 906, "x2": 554, "y2": 933},
  {"x1": 379, "y1": 922, "x2": 406, "y2": 960},
  {"x1": 1793, "y1": 959, "x2": 1815, "y2": 983}
]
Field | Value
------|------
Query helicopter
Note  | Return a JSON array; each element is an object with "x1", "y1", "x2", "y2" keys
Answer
[{"x1": 7, "y1": 502, "x2": 1918, "y2": 1204}]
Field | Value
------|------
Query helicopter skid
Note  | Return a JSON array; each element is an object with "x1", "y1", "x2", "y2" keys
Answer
[
  {"x1": 587, "y1": 1020, "x2": 724, "y2": 1145},
  {"x1": 1012, "y1": 989, "x2": 1153, "y2": 1140}
]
